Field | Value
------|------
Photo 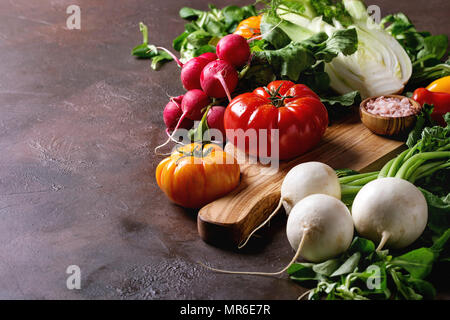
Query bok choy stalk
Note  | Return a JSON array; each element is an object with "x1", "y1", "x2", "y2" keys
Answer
[{"x1": 264, "y1": 0, "x2": 413, "y2": 99}]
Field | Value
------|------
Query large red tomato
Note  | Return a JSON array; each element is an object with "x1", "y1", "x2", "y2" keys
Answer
[{"x1": 224, "y1": 80, "x2": 328, "y2": 160}]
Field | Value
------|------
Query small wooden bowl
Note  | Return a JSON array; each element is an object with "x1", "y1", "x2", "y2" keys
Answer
[{"x1": 359, "y1": 95, "x2": 422, "y2": 136}]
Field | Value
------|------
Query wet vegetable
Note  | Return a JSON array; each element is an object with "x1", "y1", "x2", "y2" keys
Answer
[
  {"x1": 155, "y1": 143, "x2": 240, "y2": 208},
  {"x1": 224, "y1": 80, "x2": 328, "y2": 160}
]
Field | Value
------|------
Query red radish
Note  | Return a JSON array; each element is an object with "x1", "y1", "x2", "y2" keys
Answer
[
  {"x1": 154, "y1": 47, "x2": 210, "y2": 91},
  {"x1": 163, "y1": 95, "x2": 193, "y2": 133},
  {"x1": 200, "y1": 60, "x2": 238, "y2": 102},
  {"x1": 206, "y1": 106, "x2": 226, "y2": 140},
  {"x1": 181, "y1": 89, "x2": 211, "y2": 121},
  {"x1": 180, "y1": 57, "x2": 210, "y2": 90},
  {"x1": 155, "y1": 90, "x2": 210, "y2": 155},
  {"x1": 216, "y1": 34, "x2": 251, "y2": 68},
  {"x1": 199, "y1": 52, "x2": 218, "y2": 61}
]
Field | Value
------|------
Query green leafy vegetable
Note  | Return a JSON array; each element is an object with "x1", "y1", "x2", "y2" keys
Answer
[
  {"x1": 309, "y1": 116, "x2": 450, "y2": 300},
  {"x1": 406, "y1": 104, "x2": 435, "y2": 148},
  {"x1": 251, "y1": 28, "x2": 357, "y2": 85},
  {"x1": 320, "y1": 90, "x2": 360, "y2": 119},
  {"x1": 266, "y1": 0, "x2": 412, "y2": 99},
  {"x1": 390, "y1": 248, "x2": 436, "y2": 279},
  {"x1": 174, "y1": 4, "x2": 257, "y2": 62},
  {"x1": 290, "y1": 233, "x2": 448, "y2": 300},
  {"x1": 131, "y1": 22, "x2": 173, "y2": 69},
  {"x1": 381, "y1": 13, "x2": 449, "y2": 90}
]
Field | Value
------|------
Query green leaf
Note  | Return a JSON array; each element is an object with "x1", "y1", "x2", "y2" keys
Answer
[
  {"x1": 173, "y1": 31, "x2": 189, "y2": 51},
  {"x1": 131, "y1": 22, "x2": 174, "y2": 68},
  {"x1": 390, "y1": 248, "x2": 436, "y2": 279},
  {"x1": 193, "y1": 44, "x2": 216, "y2": 57},
  {"x1": 407, "y1": 278, "x2": 436, "y2": 299},
  {"x1": 312, "y1": 259, "x2": 341, "y2": 276},
  {"x1": 252, "y1": 42, "x2": 316, "y2": 81},
  {"x1": 188, "y1": 105, "x2": 211, "y2": 143},
  {"x1": 406, "y1": 104, "x2": 435, "y2": 149},
  {"x1": 349, "y1": 237, "x2": 376, "y2": 256},
  {"x1": 179, "y1": 7, "x2": 202, "y2": 20},
  {"x1": 310, "y1": 0, "x2": 353, "y2": 27},
  {"x1": 417, "y1": 35, "x2": 448, "y2": 61},
  {"x1": 356, "y1": 262, "x2": 388, "y2": 294},
  {"x1": 131, "y1": 43, "x2": 153, "y2": 58},
  {"x1": 287, "y1": 263, "x2": 320, "y2": 282},
  {"x1": 330, "y1": 252, "x2": 361, "y2": 277},
  {"x1": 173, "y1": 4, "x2": 257, "y2": 63},
  {"x1": 222, "y1": 5, "x2": 245, "y2": 26},
  {"x1": 431, "y1": 228, "x2": 450, "y2": 253},
  {"x1": 302, "y1": 28, "x2": 358, "y2": 62},
  {"x1": 185, "y1": 30, "x2": 214, "y2": 47},
  {"x1": 407, "y1": 59, "x2": 450, "y2": 90},
  {"x1": 260, "y1": 14, "x2": 291, "y2": 49},
  {"x1": 150, "y1": 51, "x2": 173, "y2": 70},
  {"x1": 299, "y1": 62, "x2": 331, "y2": 93},
  {"x1": 320, "y1": 90, "x2": 361, "y2": 119},
  {"x1": 320, "y1": 90, "x2": 361, "y2": 107},
  {"x1": 131, "y1": 22, "x2": 151, "y2": 58},
  {"x1": 237, "y1": 64, "x2": 277, "y2": 92},
  {"x1": 420, "y1": 189, "x2": 450, "y2": 237}
]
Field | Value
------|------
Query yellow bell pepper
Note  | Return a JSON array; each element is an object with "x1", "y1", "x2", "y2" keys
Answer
[{"x1": 426, "y1": 76, "x2": 450, "y2": 94}]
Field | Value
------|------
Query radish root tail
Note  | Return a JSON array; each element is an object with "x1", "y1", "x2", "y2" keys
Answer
[
  {"x1": 154, "y1": 135, "x2": 172, "y2": 156},
  {"x1": 376, "y1": 231, "x2": 391, "y2": 251},
  {"x1": 238, "y1": 198, "x2": 283, "y2": 249},
  {"x1": 199, "y1": 230, "x2": 308, "y2": 277},
  {"x1": 154, "y1": 112, "x2": 187, "y2": 155},
  {"x1": 297, "y1": 289, "x2": 312, "y2": 300},
  {"x1": 216, "y1": 71, "x2": 233, "y2": 103},
  {"x1": 156, "y1": 47, "x2": 184, "y2": 68}
]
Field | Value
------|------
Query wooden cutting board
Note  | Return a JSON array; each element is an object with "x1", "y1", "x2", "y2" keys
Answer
[{"x1": 197, "y1": 114, "x2": 405, "y2": 247}]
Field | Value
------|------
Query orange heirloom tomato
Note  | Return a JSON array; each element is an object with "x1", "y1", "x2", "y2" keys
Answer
[
  {"x1": 233, "y1": 16, "x2": 262, "y2": 39},
  {"x1": 155, "y1": 143, "x2": 241, "y2": 209}
]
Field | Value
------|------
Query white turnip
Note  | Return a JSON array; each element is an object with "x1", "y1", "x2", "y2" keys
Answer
[
  {"x1": 286, "y1": 194, "x2": 354, "y2": 263},
  {"x1": 239, "y1": 162, "x2": 341, "y2": 248},
  {"x1": 351, "y1": 177, "x2": 428, "y2": 251},
  {"x1": 201, "y1": 194, "x2": 354, "y2": 276}
]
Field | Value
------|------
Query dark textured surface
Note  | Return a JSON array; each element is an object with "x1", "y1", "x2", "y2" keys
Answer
[{"x1": 0, "y1": 0, "x2": 448, "y2": 299}]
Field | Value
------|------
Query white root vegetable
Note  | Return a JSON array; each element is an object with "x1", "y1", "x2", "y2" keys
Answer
[
  {"x1": 200, "y1": 194, "x2": 354, "y2": 276},
  {"x1": 239, "y1": 162, "x2": 341, "y2": 248},
  {"x1": 281, "y1": 162, "x2": 341, "y2": 215},
  {"x1": 287, "y1": 194, "x2": 354, "y2": 263},
  {"x1": 351, "y1": 177, "x2": 428, "y2": 251}
]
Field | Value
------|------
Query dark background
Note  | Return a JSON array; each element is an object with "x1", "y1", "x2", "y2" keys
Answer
[{"x1": 0, "y1": 0, "x2": 448, "y2": 299}]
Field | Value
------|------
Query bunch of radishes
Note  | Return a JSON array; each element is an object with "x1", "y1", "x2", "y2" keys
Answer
[{"x1": 158, "y1": 34, "x2": 251, "y2": 147}]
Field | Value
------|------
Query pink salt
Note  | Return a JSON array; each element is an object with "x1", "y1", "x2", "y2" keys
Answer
[{"x1": 365, "y1": 96, "x2": 414, "y2": 117}]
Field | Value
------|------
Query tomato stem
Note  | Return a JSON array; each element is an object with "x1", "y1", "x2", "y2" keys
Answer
[
  {"x1": 175, "y1": 144, "x2": 214, "y2": 164},
  {"x1": 264, "y1": 84, "x2": 294, "y2": 108}
]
